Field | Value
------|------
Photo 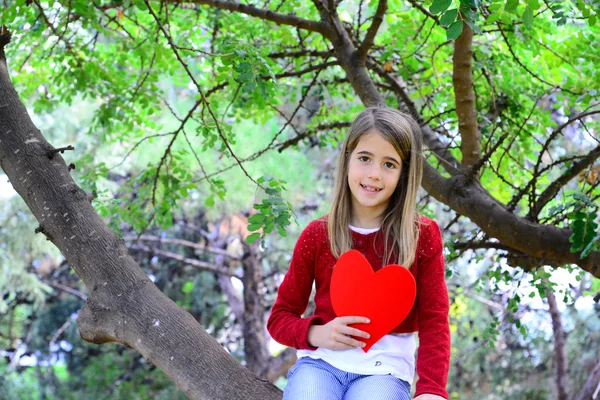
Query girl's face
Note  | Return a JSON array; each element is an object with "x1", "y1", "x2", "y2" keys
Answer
[{"x1": 347, "y1": 131, "x2": 402, "y2": 225}]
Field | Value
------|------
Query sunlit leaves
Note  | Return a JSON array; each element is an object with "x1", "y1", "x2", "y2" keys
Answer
[
  {"x1": 430, "y1": 0, "x2": 453, "y2": 14},
  {"x1": 246, "y1": 176, "x2": 296, "y2": 244},
  {"x1": 440, "y1": 9, "x2": 460, "y2": 26},
  {"x1": 447, "y1": 20, "x2": 464, "y2": 39}
]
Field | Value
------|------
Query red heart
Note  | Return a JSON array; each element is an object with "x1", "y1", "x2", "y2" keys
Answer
[{"x1": 330, "y1": 250, "x2": 416, "y2": 352}]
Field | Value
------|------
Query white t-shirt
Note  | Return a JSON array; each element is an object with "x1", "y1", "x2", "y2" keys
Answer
[{"x1": 296, "y1": 225, "x2": 416, "y2": 383}]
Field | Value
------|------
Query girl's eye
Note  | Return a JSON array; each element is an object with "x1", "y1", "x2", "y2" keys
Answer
[
  {"x1": 384, "y1": 162, "x2": 396, "y2": 169},
  {"x1": 358, "y1": 156, "x2": 370, "y2": 162}
]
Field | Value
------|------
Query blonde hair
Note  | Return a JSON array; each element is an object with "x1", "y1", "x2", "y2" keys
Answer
[{"x1": 327, "y1": 107, "x2": 424, "y2": 268}]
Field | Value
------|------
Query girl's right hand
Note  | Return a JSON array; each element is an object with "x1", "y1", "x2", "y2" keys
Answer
[{"x1": 307, "y1": 316, "x2": 370, "y2": 350}]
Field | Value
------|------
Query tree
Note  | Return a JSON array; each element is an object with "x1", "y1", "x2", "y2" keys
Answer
[{"x1": 1, "y1": 0, "x2": 599, "y2": 398}]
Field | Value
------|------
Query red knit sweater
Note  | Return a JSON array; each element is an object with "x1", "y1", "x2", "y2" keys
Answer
[{"x1": 267, "y1": 215, "x2": 450, "y2": 399}]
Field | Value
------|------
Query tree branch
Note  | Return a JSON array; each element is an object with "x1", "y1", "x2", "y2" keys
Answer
[
  {"x1": 452, "y1": 21, "x2": 480, "y2": 171},
  {"x1": 44, "y1": 280, "x2": 88, "y2": 301},
  {"x1": 367, "y1": 60, "x2": 460, "y2": 174},
  {"x1": 574, "y1": 359, "x2": 600, "y2": 400},
  {"x1": 186, "y1": 0, "x2": 334, "y2": 39},
  {"x1": 357, "y1": 0, "x2": 387, "y2": 60},
  {"x1": 530, "y1": 146, "x2": 600, "y2": 217},
  {"x1": 130, "y1": 243, "x2": 242, "y2": 277},
  {"x1": 546, "y1": 283, "x2": 568, "y2": 400},
  {"x1": 124, "y1": 234, "x2": 241, "y2": 260},
  {"x1": 499, "y1": 28, "x2": 581, "y2": 96},
  {"x1": 422, "y1": 163, "x2": 600, "y2": 275}
]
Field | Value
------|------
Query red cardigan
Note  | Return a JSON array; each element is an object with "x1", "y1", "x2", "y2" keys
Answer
[{"x1": 267, "y1": 216, "x2": 450, "y2": 399}]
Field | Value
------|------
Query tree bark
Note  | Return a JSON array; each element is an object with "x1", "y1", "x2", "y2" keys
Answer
[
  {"x1": 575, "y1": 359, "x2": 600, "y2": 400},
  {"x1": 422, "y1": 164, "x2": 600, "y2": 274},
  {"x1": 546, "y1": 286, "x2": 568, "y2": 400},
  {"x1": 241, "y1": 242, "x2": 271, "y2": 376},
  {"x1": 0, "y1": 32, "x2": 280, "y2": 400},
  {"x1": 452, "y1": 21, "x2": 481, "y2": 170}
]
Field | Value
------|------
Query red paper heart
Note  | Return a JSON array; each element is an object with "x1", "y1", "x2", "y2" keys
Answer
[{"x1": 330, "y1": 250, "x2": 416, "y2": 352}]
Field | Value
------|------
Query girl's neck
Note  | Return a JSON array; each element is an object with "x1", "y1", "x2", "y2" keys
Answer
[{"x1": 350, "y1": 214, "x2": 382, "y2": 229}]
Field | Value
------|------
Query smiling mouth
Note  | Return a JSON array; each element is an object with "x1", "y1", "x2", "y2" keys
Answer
[{"x1": 360, "y1": 184, "x2": 382, "y2": 193}]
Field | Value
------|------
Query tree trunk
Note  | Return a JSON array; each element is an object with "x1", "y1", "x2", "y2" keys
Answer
[
  {"x1": 0, "y1": 31, "x2": 280, "y2": 400},
  {"x1": 574, "y1": 359, "x2": 600, "y2": 400},
  {"x1": 546, "y1": 285, "x2": 568, "y2": 400},
  {"x1": 242, "y1": 242, "x2": 271, "y2": 376}
]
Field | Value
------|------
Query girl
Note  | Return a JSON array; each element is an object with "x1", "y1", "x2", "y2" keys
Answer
[{"x1": 267, "y1": 107, "x2": 450, "y2": 400}]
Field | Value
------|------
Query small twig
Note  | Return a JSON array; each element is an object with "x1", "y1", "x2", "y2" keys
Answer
[
  {"x1": 49, "y1": 318, "x2": 74, "y2": 353},
  {"x1": 110, "y1": 133, "x2": 175, "y2": 170},
  {"x1": 47, "y1": 145, "x2": 74, "y2": 159},
  {"x1": 499, "y1": 28, "x2": 581, "y2": 96},
  {"x1": 130, "y1": 243, "x2": 241, "y2": 277}
]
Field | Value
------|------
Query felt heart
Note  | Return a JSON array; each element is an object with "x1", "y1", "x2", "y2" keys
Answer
[{"x1": 330, "y1": 250, "x2": 416, "y2": 352}]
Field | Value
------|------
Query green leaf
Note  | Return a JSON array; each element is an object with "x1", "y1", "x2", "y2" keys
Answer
[
  {"x1": 247, "y1": 223, "x2": 262, "y2": 231},
  {"x1": 429, "y1": 0, "x2": 453, "y2": 15},
  {"x1": 246, "y1": 232, "x2": 261, "y2": 244},
  {"x1": 440, "y1": 9, "x2": 459, "y2": 26},
  {"x1": 523, "y1": 6, "x2": 534, "y2": 28},
  {"x1": 447, "y1": 20, "x2": 464, "y2": 40},
  {"x1": 486, "y1": 13, "x2": 502, "y2": 23},
  {"x1": 264, "y1": 222, "x2": 275, "y2": 233},
  {"x1": 182, "y1": 281, "x2": 194, "y2": 294},
  {"x1": 589, "y1": 14, "x2": 597, "y2": 27},
  {"x1": 248, "y1": 213, "x2": 265, "y2": 224},
  {"x1": 505, "y1": 0, "x2": 519, "y2": 12},
  {"x1": 268, "y1": 197, "x2": 283, "y2": 205},
  {"x1": 277, "y1": 225, "x2": 287, "y2": 237},
  {"x1": 204, "y1": 194, "x2": 215, "y2": 208},
  {"x1": 465, "y1": 19, "x2": 482, "y2": 34}
]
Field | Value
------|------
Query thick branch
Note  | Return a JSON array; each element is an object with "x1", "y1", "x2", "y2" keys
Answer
[
  {"x1": 0, "y1": 34, "x2": 280, "y2": 400},
  {"x1": 367, "y1": 61, "x2": 460, "y2": 174},
  {"x1": 265, "y1": 348, "x2": 297, "y2": 381},
  {"x1": 422, "y1": 163, "x2": 600, "y2": 276},
  {"x1": 187, "y1": 0, "x2": 334, "y2": 39},
  {"x1": 546, "y1": 285, "x2": 568, "y2": 400},
  {"x1": 241, "y1": 242, "x2": 270, "y2": 377},
  {"x1": 574, "y1": 359, "x2": 600, "y2": 400},
  {"x1": 309, "y1": 0, "x2": 382, "y2": 106},
  {"x1": 357, "y1": 0, "x2": 387, "y2": 60},
  {"x1": 452, "y1": 21, "x2": 480, "y2": 170},
  {"x1": 530, "y1": 146, "x2": 600, "y2": 217}
]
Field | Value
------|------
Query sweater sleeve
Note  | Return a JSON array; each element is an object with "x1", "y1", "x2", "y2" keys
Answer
[
  {"x1": 267, "y1": 221, "x2": 324, "y2": 350},
  {"x1": 414, "y1": 219, "x2": 451, "y2": 399}
]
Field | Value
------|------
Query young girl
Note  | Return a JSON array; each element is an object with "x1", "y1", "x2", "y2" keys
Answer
[{"x1": 267, "y1": 107, "x2": 450, "y2": 400}]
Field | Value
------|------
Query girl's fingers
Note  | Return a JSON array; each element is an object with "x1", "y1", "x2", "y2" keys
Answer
[
  {"x1": 337, "y1": 324, "x2": 370, "y2": 339},
  {"x1": 339, "y1": 316, "x2": 370, "y2": 325},
  {"x1": 336, "y1": 332, "x2": 366, "y2": 348},
  {"x1": 349, "y1": 327, "x2": 370, "y2": 339}
]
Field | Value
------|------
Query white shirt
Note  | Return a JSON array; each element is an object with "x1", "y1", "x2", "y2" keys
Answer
[{"x1": 296, "y1": 225, "x2": 416, "y2": 383}]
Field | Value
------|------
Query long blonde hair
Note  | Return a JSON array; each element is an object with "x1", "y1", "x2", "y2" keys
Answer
[{"x1": 327, "y1": 107, "x2": 424, "y2": 268}]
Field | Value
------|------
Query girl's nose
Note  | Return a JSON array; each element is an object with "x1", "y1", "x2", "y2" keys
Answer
[{"x1": 368, "y1": 166, "x2": 382, "y2": 181}]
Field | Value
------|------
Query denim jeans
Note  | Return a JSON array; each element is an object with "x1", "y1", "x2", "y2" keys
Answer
[{"x1": 283, "y1": 357, "x2": 411, "y2": 400}]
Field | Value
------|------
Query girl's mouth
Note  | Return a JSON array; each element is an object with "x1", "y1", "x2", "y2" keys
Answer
[{"x1": 360, "y1": 184, "x2": 382, "y2": 193}]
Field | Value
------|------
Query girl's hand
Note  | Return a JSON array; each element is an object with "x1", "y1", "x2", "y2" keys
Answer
[
  {"x1": 413, "y1": 395, "x2": 446, "y2": 400},
  {"x1": 307, "y1": 316, "x2": 370, "y2": 350}
]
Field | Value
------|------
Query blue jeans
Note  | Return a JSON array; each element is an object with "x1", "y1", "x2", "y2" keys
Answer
[{"x1": 283, "y1": 357, "x2": 411, "y2": 400}]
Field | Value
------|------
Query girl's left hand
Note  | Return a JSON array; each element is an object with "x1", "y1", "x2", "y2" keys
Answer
[{"x1": 413, "y1": 395, "x2": 446, "y2": 400}]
